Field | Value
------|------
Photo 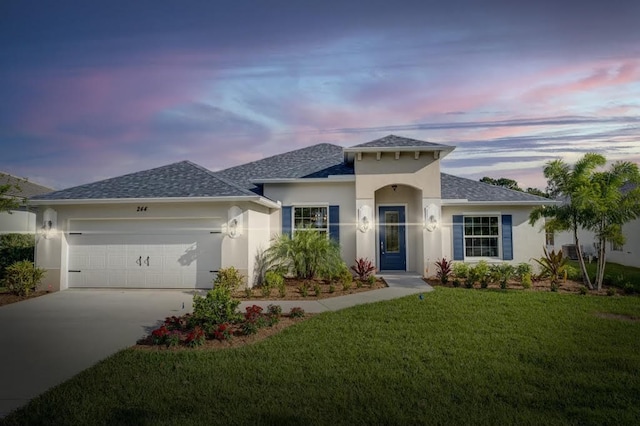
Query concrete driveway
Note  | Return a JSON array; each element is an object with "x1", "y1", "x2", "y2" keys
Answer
[{"x1": 0, "y1": 289, "x2": 197, "y2": 418}]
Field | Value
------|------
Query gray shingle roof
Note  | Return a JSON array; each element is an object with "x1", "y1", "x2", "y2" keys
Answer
[
  {"x1": 31, "y1": 161, "x2": 256, "y2": 200},
  {"x1": 441, "y1": 173, "x2": 550, "y2": 202},
  {"x1": 215, "y1": 143, "x2": 353, "y2": 192},
  {"x1": 350, "y1": 134, "x2": 452, "y2": 149},
  {"x1": 0, "y1": 173, "x2": 53, "y2": 199}
]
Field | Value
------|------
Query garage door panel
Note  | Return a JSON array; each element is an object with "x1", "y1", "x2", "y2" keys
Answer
[{"x1": 68, "y1": 219, "x2": 221, "y2": 289}]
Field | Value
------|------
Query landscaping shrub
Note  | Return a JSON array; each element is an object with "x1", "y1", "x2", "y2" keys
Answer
[
  {"x1": 533, "y1": 247, "x2": 568, "y2": 292},
  {"x1": 521, "y1": 273, "x2": 532, "y2": 289},
  {"x1": 492, "y1": 263, "x2": 515, "y2": 290},
  {"x1": 299, "y1": 282, "x2": 309, "y2": 297},
  {"x1": 367, "y1": 274, "x2": 376, "y2": 286},
  {"x1": 434, "y1": 257, "x2": 452, "y2": 285},
  {"x1": 266, "y1": 230, "x2": 342, "y2": 279},
  {"x1": 277, "y1": 280, "x2": 286, "y2": 298},
  {"x1": 213, "y1": 267, "x2": 244, "y2": 291},
  {"x1": 212, "y1": 323, "x2": 232, "y2": 341},
  {"x1": 579, "y1": 286, "x2": 588, "y2": 295},
  {"x1": 2, "y1": 260, "x2": 46, "y2": 296},
  {"x1": 452, "y1": 262, "x2": 469, "y2": 280},
  {"x1": 288, "y1": 307, "x2": 305, "y2": 318},
  {"x1": 0, "y1": 233, "x2": 35, "y2": 280},
  {"x1": 313, "y1": 283, "x2": 321, "y2": 296},
  {"x1": 351, "y1": 257, "x2": 376, "y2": 280},
  {"x1": 264, "y1": 271, "x2": 284, "y2": 288},
  {"x1": 475, "y1": 261, "x2": 491, "y2": 288},
  {"x1": 185, "y1": 327, "x2": 206, "y2": 347},
  {"x1": 192, "y1": 284, "x2": 241, "y2": 329},
  {"x1": 260, "y1": 283, "x2": 273, "y2": 297},
  {"x1": 606, "y1": 288, "x2": 616, "y2": 297},
  {"x1": 329, "y1": 283, "x2": 336, "y2": 293}
]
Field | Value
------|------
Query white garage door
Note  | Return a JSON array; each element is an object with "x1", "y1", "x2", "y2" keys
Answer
[{"x1": 67, "y1": 219, "x2": 221, "y2": 289}]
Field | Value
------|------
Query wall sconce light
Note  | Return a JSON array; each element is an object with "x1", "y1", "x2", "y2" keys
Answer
[
  {"x1": 424, "y1": 204, "x2": 439, "y2": 232},
  {"x1": 227, "y1": 206, "x2": 243, "y2": 238},
  {"x1": 391, "y1": 184, "x2": 398, "y2": 192},
  {"x1": 358, "y1": 205, "x2": 372, "y2": 233},
  {"x1": 41, "y1": 208, "x2": 57, "y2": 239}
]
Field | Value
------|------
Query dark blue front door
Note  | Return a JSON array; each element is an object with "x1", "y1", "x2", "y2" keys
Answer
[{"x1": 379, "y1": 206, "x2": 406, "y2": 270}]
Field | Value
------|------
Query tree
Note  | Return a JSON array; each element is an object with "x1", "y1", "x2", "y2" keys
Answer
[
  {"x1": 528, "y1": 153, "x2": 606, "y2": 289},
  {"x1": 480, "y1": 176, "x2": 549, "y2": 197},
  {"x1": 580, "y1": 161, "x2": 640, "y2": 290},
  {"x1": 529, "y1": 154, "x2": 640, "y2": 290},
  {"x1": 0, "y1": 173, "x2": 22, "y2": 213}
]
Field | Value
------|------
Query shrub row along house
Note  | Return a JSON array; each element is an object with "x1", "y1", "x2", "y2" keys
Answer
[{"x1": 30, "y1": 135, "x2": 554, "y2": 291}]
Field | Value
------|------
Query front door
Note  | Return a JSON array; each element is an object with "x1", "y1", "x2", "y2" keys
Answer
[{"x1": 379, "y1": 206, "x2": 406, "y2": 270}]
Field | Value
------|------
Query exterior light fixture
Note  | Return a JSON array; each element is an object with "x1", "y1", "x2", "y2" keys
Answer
[
  {"x1": 227, "y1": 206, "x2": 243, "y2": 238},
  {"x1": 391, "y1": 184, "x2": 398, "y2": 192},
  {"x1": 358, "y1": 205, "x2": 372, "y2": 233},
  {"x1": 41, "y1": 208, "x2": 57, "y2": 239},
  {"x1": 424, "y1": 204, "x2": 439, "y2": 232}
]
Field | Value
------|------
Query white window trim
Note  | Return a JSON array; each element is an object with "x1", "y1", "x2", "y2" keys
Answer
[
  {"x1": 291, "y1": 205, "x2": 329, "y2": 236},
  {"x1": 462, "y1": 214, "x2": 502, "y2": 260}
]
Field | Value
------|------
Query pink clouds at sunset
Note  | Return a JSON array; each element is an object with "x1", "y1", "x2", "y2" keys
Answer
[{"x1": 1, "y1": 0, "x2": 639, "y2": 190}]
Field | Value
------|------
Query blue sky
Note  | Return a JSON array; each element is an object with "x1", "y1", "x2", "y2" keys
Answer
[{"x1": 1, "y1": 0, "x2": 639, "y2": 190}]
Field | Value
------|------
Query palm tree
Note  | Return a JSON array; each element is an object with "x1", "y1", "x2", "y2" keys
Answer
[
  {"x1": 529, "y1": 153, "x2": 606, "y2": 289},
  {"x1": 581, "y1": 161, "x2": 640, "y2": 290}
]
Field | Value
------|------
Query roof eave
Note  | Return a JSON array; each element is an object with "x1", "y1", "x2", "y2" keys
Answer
[
  {"x1": 29, "y1": 195, "x2": 281, "y2": 209},
  {"x1": 251, "y1": 176, "x2": 356, "y2": 184},
  {"x1": 442, "y1": 199, "x2": 558, "y2": 207}
]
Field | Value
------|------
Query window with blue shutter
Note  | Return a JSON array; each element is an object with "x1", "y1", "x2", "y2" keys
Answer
[
  {"x1": 329, "y1": 205, "x2": 340, "y2": 243},
  {"x1": 452, "y1": 215, "x2": 464, "y2": 260},
  {"x1": 501, "y1": 214, "x2": 513, "y2": 260},
  {"x1": 281, "y1": 206, "x2": 292, "y2": 238}
]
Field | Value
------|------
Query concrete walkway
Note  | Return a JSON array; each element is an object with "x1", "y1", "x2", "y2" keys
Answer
[{"x1": 0, "y1": 274, "x2": 430, "y2": 418}]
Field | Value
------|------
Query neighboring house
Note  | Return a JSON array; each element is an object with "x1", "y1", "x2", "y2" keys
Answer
[
  {"x1": 0, "y1": 173, "x2": 53, "y2": 235},
  {"x1": 551, "y1": 181, "x2": 640, "y2": 268},
  {"x1": 30, "y1": 135, "x2": 554, "y2": 291}
]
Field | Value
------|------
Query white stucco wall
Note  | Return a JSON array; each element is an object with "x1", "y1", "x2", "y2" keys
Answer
[
  {"x1": 0, "y1": 210, "x2": 36, "y2": 234},
  {"x1": 554, "y1": 220, "x2": 640, "y2": 268},
  {"x1": 34, "y1": 201, "x2": 271, "y2": 291},
  {"x1": 264, "y1": 181, "x2": 357, "y2": 264}
]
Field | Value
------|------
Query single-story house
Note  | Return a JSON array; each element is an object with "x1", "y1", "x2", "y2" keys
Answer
[
  {"x1": 551, "y1": 181, "x2": 640, "y2": 268},
  {"x1": 0, "y1": 173, "x2": 53, "y2": 235},
  {"x1": 30, "y1": 135, "x2": 554, "y2": 291}
]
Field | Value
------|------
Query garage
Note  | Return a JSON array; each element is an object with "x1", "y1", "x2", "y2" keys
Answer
[{"x1": 67, "y1": 219, "x2": 221, "y2": 289}]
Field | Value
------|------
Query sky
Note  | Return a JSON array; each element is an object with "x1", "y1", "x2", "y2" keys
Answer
[{"x1": 1, "y1": 0, "x2": 639, "y2": 191}]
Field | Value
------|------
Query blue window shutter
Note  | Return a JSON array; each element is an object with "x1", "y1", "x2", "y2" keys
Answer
[
  {"x1": 329, "y1": 205, "x2": 340, "y2": 243},
  {"x1": 452, "y1": 215, "x2": 464, "y2": 260},
  {"x1": 282, "y1": 206, "x2": 292, "y2": 238},
  {"x1": 502, "y1": 214, "x2": 513, "y2": 260}
]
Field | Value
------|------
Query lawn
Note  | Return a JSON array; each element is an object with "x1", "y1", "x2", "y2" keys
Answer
[
  {"x1": 3, "y1": 289, "x2": 640, "y2": 426},
  {"x1": 568, "y1": 260, "x2": 640, "y2": 291}
]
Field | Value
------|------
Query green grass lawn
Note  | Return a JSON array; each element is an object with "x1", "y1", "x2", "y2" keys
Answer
[
  {"x1": 4, "y1": 289, "x2": 640, "y2": 426},
  {"x1": 568, "y1": 260, "x2": 640, "y2": 290}
]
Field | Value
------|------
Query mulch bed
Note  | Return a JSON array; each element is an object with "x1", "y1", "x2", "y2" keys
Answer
[
  {"x1": 134, "y1": 315, "x2": 313, "y2": 352},
  {"x1": 0, "y1": 290, "x2": 50, "y2": 307},
  {"x1": 425, "y1": 278, "x2": 612, "y2": 295},
  {"x1": 232, "y1": 277, "x2": 387, "y2": 301}
]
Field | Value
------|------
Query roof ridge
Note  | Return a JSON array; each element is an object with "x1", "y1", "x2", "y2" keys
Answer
[
  {"x1": 217, "y1": 142, "x2": 344, "y2": 173},
  {"x1": 183, "y1": 160, "x2": 256, "y2": 196}
]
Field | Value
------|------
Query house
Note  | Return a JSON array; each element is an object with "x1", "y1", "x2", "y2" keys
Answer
[
  {"x1": 0, "y1": 173, "x2": 53, "y2": 235},
  {"x1": 551, "y1": 181, "x2": 640, "y2": 268},
  {"x1": 29, "y1": 135, "x2": 554, "y2": 291}
]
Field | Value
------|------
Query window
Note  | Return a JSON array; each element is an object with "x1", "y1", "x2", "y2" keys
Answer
[
  {"x1": 545, "y1": 230, "x2": 555, "y2": 246},
  {"x1": 463, "y1": 216, "x2": 499, "y2": 257},
  {"x1": 611, "y1": 241, "x2": 623, "y2": 252},
  {"x1": 293, "y1": 206, "x2": 328, "y2": 234}
]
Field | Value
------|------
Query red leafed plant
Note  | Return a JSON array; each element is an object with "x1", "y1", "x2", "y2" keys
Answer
[
  {"x1": 244, "y1": 304, "x2": 264, "y2": 321},
  {"x1": 151, "y1": 325, "x2": 170, "y2": 345},
  {"x1": 351, "y1": 258, "x2": 376, "y2": 280},
  {"x1": 435, "y1": 257, "x2": 453, "y2": 284},
  {"x1": 184, "y1": 326, "x2": 206, "y2": 347},
  {"x1": 212, "y1": 323, "x2": 232, "y2": 341}
]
